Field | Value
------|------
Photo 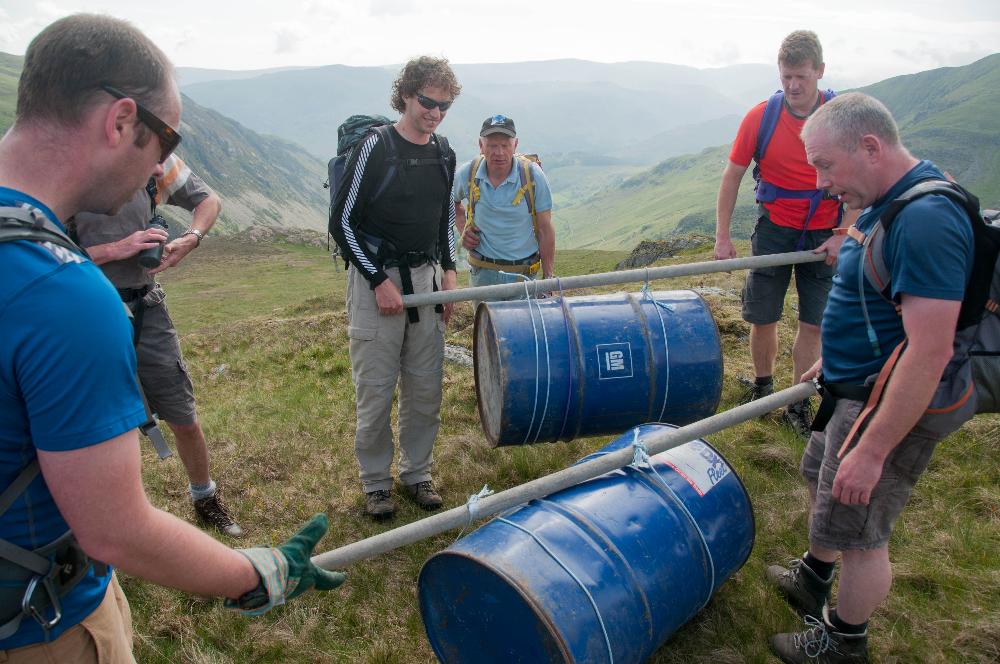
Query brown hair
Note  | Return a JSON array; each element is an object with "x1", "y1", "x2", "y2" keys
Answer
[
  {"x1": 778, "y1": 30, "x2": 823, "y2": 69},
  {"x1": 390, "y1": 56, "x2": 461, "y2": 113},
  {"x1": 17, "y1": 13, "x2": 174, "y2": 127}
]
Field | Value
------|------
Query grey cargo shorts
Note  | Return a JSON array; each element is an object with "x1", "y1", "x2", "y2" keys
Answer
[
  {"x1": 742, "y1": 216, "x2": 834, "y2": 326},
  {"x1": 133, "y1": 287, "x2": 197, "y2": 425},
  {"x1": 801, "y1": 398, "x2": 943, "y2": 550}
]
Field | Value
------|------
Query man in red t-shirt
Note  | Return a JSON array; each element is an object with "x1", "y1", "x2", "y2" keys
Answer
[{"x1": 714, "y1": 29, "x2": 855, "y2": 436}]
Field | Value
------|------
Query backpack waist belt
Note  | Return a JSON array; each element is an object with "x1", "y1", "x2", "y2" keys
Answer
[
  {"x1": 360, "y1": 232, "x2": 441, "y2": 323},
  {"x1": 468, "y1": 250, "x2": 540, "y2": 275},
  {"x1": 116, "y1": 285, "x2": 152, "y2": 303},
  {"x1": 0, "y1": 461, "x2": 107, "y2": 640},
  {"x1": 811, "y1": 377, "x2": 874, "y2": 434}
]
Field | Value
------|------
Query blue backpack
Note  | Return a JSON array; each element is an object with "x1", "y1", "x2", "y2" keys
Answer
[{"x1": 752, "y1": 89, "x2": 839, "y2": 243}]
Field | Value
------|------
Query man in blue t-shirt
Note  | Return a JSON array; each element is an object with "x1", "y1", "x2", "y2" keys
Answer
[
  {"x1": 453, "y1": 115, "x2": 555, "y2": 300},
  {"x1": 765, "y1": 93, "x2": 974, "y2": 664},
  {"x1": 0, "y1": 15, "x2": 342, "y2": 660}
]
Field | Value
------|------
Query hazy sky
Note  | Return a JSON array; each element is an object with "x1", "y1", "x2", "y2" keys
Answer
[{"x1": 1, "y1": 1, "x2": 997, "y2": 86}]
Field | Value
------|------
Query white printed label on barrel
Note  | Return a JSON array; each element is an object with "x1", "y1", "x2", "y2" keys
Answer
[
  {"x1": 660, "y1": 440, "x2": 730, "y2": 497},
  {"x1": 596, "y1": 342, "x2": 633, "y2": 379}
]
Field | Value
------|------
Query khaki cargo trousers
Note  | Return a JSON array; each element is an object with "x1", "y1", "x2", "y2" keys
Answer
[
  {"x1": 347, "y1": 264, "x2": 445, "y2": 493},
  {"x1": 0, "y1": 574, "x2": 133, "y2": 663}
]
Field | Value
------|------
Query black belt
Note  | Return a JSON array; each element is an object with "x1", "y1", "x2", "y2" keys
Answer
[
  {"x1": 470, "y1": 250, "x2": 539, "y2": 266},
  {"x1": 812, "y1": 378, "x2": 873, "y2": 432},
  {"x1": 116, "y1": 285, "x2": 151, "y2": 302},
  {"x1": 382, "y1": 252, "x2": 434, "y2": 269}
]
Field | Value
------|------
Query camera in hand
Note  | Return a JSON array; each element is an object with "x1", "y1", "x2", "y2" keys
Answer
[{"x1": 137, "y1": 215, "x2": 168, "y2": 269}]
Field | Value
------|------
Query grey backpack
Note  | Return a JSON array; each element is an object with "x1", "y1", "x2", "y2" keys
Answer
[{"x1": 850, "y1": 180, "x2": 1000, "y2": 436}]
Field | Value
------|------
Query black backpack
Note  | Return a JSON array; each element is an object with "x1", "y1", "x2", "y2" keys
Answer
[{"x1": 325, "y1": 115, "x2": 452, "y2": 216}]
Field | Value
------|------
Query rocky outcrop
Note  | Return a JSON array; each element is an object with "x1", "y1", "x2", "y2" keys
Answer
[{"x1": 615, "y1": 235, "x2": 712, "y2": 270}]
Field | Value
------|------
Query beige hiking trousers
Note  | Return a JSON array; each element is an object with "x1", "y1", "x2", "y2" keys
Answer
[{"x1": 346, "y1": 263, "x2": 445, "y2": 492}]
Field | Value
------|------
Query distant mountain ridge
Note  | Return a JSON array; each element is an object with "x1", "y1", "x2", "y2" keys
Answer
[{"x1": 179, "y1": 59, "x2": 809, "y2": 164}]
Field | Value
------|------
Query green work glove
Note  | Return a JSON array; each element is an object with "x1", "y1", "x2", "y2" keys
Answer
[{"x1": 225, "y1": 513, "x2": 346, "y2": 616}]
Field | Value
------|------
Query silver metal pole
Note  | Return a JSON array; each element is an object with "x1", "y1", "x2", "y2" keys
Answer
[
  {"x1": 313, "y1": 382, "x2": 817, "y2": 570},
  {"x1": 406, "y1": 250, "x2": 827, "y2": 307}
]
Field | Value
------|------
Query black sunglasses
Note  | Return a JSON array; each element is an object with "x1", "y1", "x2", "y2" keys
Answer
[
  {"x1": 415, "y1": 93, "x2": 453, "y2": 112},
  {"x1": 100, "y1": 84, "x2": 182, "y2": 164}
]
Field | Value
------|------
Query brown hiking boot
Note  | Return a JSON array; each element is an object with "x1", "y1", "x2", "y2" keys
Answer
[
  {"x1": 766, "y1": 555, "x2": 834, "y2": 620},
  {"x1": 365, "y1": 489, "x2": 396, "y2": 520},
  {"x1": 405, "y1": 480, "x2": 443, "y2": 510},
  {"x1": 193, "y1": 491, "x2": 244, "y2": 538},
  {"x1": 771, "y1": 608, "x2": 870, "y2": 663}
]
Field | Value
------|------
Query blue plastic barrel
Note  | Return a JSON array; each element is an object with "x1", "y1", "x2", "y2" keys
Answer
[
  {"x1": 473, "y1": 290, "x2": 722, "y2": 447},
  {"x1": 418, "y1": 424, "x2": 754, "y2": 663}
]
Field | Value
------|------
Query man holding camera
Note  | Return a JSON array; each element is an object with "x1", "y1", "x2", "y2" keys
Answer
[{"x1": 71, "y1": 157, "x2": 243, "y2": 538}]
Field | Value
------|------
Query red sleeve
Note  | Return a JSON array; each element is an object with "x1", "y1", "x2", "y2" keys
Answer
[{"x1": 729, "y1": 102, "x2": 767, "y2": 168}]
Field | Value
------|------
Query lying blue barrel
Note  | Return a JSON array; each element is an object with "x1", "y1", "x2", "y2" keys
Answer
[
  {"x1": 418, "y1": 423, "x2": 754, "y2": 663},
  {"x1": 474, "y1": 290, "x2": 722, "y2": 447}
]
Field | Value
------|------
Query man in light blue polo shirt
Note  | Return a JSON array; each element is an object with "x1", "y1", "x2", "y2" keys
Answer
[{"x1": 453, "y1": 115, "x2": 555, "y2": 298}]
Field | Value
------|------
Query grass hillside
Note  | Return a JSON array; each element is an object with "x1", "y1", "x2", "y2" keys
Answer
[
  {"x1": 0, "y1": 53, "x2": 19, "y2": 132},
  {"x1": 860, "y1": 53, "x2": 1000, "y2": 207},
  {"x1": 555, "y1": 53, "x2": 1000, "y2": 250},
  {"x1": 124, "y1": 238, "x2": 1000, "y2": 663},
  {"x1": 554, "y1": 144, "x2": 759, "y2": 250}
]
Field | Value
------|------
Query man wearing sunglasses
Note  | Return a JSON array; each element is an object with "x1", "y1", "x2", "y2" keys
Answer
[
  {"x1": 0, "y1": 14, "x2": 343, "y2": 662},
  {"x1": 70, "y1": 155, "x2": 243, "y2": 539},
  {"x1": 331, "y1": 56, "x2": 460, "y2": 519}
]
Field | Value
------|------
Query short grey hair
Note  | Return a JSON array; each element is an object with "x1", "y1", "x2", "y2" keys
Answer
[{"x1": 801, "y1": 92, "x2": 900, "y2": 152}]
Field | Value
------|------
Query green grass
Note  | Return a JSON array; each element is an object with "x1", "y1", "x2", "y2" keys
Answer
[{"x1": 134, "y1": 239, "x2": 1000, "y2": 663}]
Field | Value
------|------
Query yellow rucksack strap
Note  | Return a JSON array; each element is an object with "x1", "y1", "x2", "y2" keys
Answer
[
  {"x1": 467, "y1": 155, "x2": 485, "y2": 231},
  {"x1": 510, "y1": 154, "x2": 539, "y2": 241}
]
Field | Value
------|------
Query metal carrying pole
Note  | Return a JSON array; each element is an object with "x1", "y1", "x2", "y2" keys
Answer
[
  {"x1": 312, "y1": 382, "x2": 817, "y2": 570},
  {"x1": 404, "y1": 250, "x2": 827, "y2": 307}
]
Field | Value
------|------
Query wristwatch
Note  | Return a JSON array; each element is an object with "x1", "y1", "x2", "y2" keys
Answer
[{"x1": 183, "y1": 229, "x2": 205, "y2": 245}]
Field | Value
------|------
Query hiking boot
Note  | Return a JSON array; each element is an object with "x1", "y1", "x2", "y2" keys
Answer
[
  {"x1": 365, "y1": 489, "x2": 396, "y2": 520},
  {"x1": 771, "y1": 609, "x2": 870, "y2": 664},
  {"x1": 738, "y1": 376, "x2": 774, "y2": 405},
  {"x1": 782, "y1": 399, "x2": 814, "y2": 439},
  {"x1": 405, "y1": 480, "x2": 443, "y2": 511},
  {"x1": 766, "y1": 555, "x2": 834, "y2": 620},
  {"x1": 193, "y1": 492, "x2": 244, "y2": 538}
]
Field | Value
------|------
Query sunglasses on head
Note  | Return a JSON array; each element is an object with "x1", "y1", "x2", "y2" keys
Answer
[
  {"x1": 415, "y1": 93, "x2": 453, "y2": 112},
  {"x1": 100, "y1": 84, "x2": 182, "y2": 164}
]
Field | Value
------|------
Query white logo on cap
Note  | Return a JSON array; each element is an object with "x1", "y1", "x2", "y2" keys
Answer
[{"x1": 491, "y1": 115, "x2": 507, "y2": 125}]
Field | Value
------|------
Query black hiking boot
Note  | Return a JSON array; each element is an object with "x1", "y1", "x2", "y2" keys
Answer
[
  {"x1": 782, "y1": 398, "x2": 814, "y2": 439},
  {"x1": 365, "y1": 489, "x2": 397, "y2": 520},
  {"x1": 771, "y1": 608, "x2": 870, "y2": 664},
  {"x1": 193, "y1": 491, "x2": 244, "y2": 538},
  {"x1": 738, "y1": 377, "x2": 775, "y2": 414},
  {"x1": 766, "y1": 555, "x2": 834, "y2": 619}
]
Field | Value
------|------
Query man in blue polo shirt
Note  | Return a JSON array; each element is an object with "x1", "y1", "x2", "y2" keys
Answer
[
  {"x1": 454, "y1": 115, "x2": 555, "y2": 299},
  {"x1": 0, "y1": 14, "x2": 342, "y2": 661},
  {"x1": 766, "y1": 93, "x2": 974, "y2": 663}
]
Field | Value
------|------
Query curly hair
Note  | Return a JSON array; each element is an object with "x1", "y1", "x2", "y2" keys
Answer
[
  {"x1": 390, "y1": 56, "x2": 461, "y2": 113},
  {"x1": 778, "y1": 30, "x2": 823, "y2": 69}
]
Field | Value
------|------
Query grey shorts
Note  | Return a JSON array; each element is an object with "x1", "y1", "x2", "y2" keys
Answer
[
  {"x1": 801, "y1": 398, "x2": 943, "y2": 550},
  {"x1": 741, "y1": 216, "x2": 835, "y2": 326},
  {"x1": 134, "y1": 291, "x2": 197, "y2": 425}
]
